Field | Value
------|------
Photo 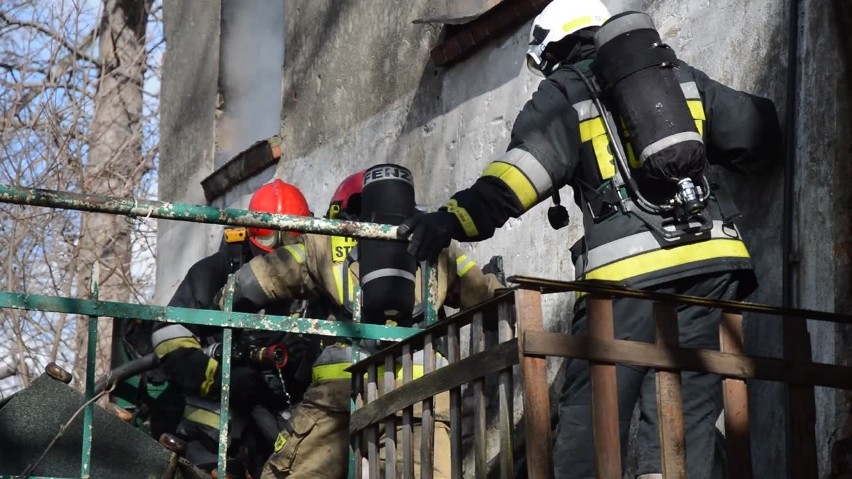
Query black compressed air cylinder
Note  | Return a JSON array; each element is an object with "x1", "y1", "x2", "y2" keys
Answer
[
  {"x1": 359, "y1": 163, "x2": 417, "y2": 326},
  {"x1": 592, "y1": 11, "x2": 706, "y2": 189}
]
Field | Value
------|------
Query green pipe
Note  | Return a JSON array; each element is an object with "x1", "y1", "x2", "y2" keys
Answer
[
  {"x1": 80, "y1": 267, "x2": 99, "y2": 479},
  {"x1": 217, "y1": 277, "x2": 236, "y2": 479},
  {"x1": 0, "y1": 292, "x2": 418, "y2": 341},
  {"x1": 0, "y1": 184, "x2": 400, "y2": 240}
]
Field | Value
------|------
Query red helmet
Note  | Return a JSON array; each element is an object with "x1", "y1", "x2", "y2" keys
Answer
[
  {"x1": 248, "y1": 179, "x2": 311, "y2": 252},
  {"x1": 326, "y1": 170, "x2": 365, "y2": 219}
]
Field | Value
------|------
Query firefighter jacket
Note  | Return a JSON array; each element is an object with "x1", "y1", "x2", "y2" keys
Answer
[
  {"x1": 230, "y1": 233, "x2": 502, "y2": 320},
  {"x1": 150, "y1": 240, "x2": 316, "y2": 411},
  {"x1": 443, "y1": 58, "x2": 781, "y2": 294}
]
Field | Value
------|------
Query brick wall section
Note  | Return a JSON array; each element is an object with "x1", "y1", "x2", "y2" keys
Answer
[{"x1": 431, "y1": 0, "x2": 550, "y2": 66}]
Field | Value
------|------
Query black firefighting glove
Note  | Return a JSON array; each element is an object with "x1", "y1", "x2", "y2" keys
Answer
[
  {"x1": 397, "y1": 211, "x2": 462, "y2": 262},
  {"x1": 481, "y1": 255, "x2": 506, "y2": 287}
]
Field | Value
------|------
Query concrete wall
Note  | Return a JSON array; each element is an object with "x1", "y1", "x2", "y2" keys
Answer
[
  {"x1": 157, "y1": 0, "x2": 221, "y2": 303},
  {"x1": 157, "y1": 0, "x2": 286, "y2": 304},
  {"x1": 158, "y1": 0, "x2": 851, "y2": 476}
]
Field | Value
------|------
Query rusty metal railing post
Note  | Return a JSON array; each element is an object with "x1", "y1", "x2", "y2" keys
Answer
[
  {"x1": 720, "y1": 311, "x2": 752, "y2": 479},
  {"x1": 367, "y1": 363, "x2": 379, "y2": 478},
  {"x1": 497, "y1": 301, "x2": 515, "y2": 479},
  {"x1": 472, "y1": 312, "x2": 487, "y2": 478},
  {"x1": 402, "y1": 343, "x2": 415, "y2": 478},
  {"x1": 515, "y1": 288, "x2": 553, "y2": 479},
  {"x1": 446, "y1": 322, "x2": 462, "y2": 479},
  {"x1": 654, "y1": 302, "x2": 687, "y2": 479},
  {"x1": 384, "y1": 354, "x2": 397, "y2": 478},
  {"x1": 587, "y1": 296, "x2": 621, "y2": 479},
  {"x1": 216, "y1": 276, "x2": 236, "y2": 479},
  {"x1": 80, "y1": 263, "x2": 100, "y2": 479}
]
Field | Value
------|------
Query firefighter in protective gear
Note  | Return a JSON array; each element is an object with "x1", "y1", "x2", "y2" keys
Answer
[
  {"x1": 222, "y1": 169, "x2": 503, "y2": 479},
  {"x1": 150, "y1": 179, "x2": 320, "y2": 478},
  {"x1": 398, "y1": 1, "x2": 782, "y2": 478}
]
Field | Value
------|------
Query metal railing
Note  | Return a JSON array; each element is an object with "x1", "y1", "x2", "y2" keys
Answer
[
  {"x1": 348, "y1": 290, "x2": 521, "y2": 479},
  {"x1": 347, "y1": 275, "x2": 852, "y2": 478},
  {"x1": 0, "y1": 185, "x2": 433, "y2": 479},
  {"x1": 510, "y1": 276, "x2": 852, "y2": 479}
]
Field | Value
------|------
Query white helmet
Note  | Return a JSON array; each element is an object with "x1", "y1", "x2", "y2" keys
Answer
[{"x1": 526, "y1": 0, "x2": 612, "y2": 76}]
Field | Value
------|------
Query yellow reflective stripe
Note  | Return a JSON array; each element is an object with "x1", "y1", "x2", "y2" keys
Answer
[
  {"x1": 455, "y1": 254, "x2": 476, "y2": 277},
  {"x1": 482, "y1": 162, "x2": 538, "y2": 209},
  {"x1": 284, "y1": 244, "x2": 306, "y2": 264},
  {"x1": 562, "y1": 16, "x2": 595, "y2": 33},
  {"x1": 333, "y1": 263, "x2": 345, "y2": 305},
  {"x1": 185, "y1": 406, "x2": 220, "y2": 429},
  {"x1": 579, "y1": 118, "x2": 615, "y2": 179},
  {"x1": 312, "y1": 362, "x2": 351, "y2": 382},
  {"x1": 584, "y1": 239, "x2": 750, "y2": 282},
  {"x1": 274, "y1": 432, "x2": 287, "y2": 452},
  {"x1": 445, "y1": 199, "x2": 479, "y2": 237},
  {"x1": 687, "y1": 100, "x2": 706, "y2": 120},
  {"x1": 687, "y1": 100, "x2": 705, "y2": 137},
  {"x1": 579, "y1": 117, "x2": 606, "y2": 142},
  {"x1": 199, "y1": 358, "x2": 218, "y2": 396},
  {"x1": 153, "y1": 337, "x2": 199, "y2": 359}
]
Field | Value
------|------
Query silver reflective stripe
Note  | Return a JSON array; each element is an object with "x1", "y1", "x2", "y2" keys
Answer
[
  {"x1": 361, "y1": 268, "x2": 415, "y2": 285},
  {"x1": 572, "y1": 99, "x2": 599, "y2": 121},
  {"x1": 151, "y1": 324, "x2": 194, "y2": 348},
  {"x1": 314, "y1": 344, "x2": 369, "y2": 366},
  {"x1": 595, "y1": 12, "x2": 656, "y2": 47},
  {"x1": 577, "y1": 221, "x2": 741, "y2": 274},
  {"x1": 501, "y1": 148, "x2": 553, "y2": 196},
  {"x1": 680, "y1": 81, "x2": 700, "y2": 99},
  {"x1": 638, "y1": 131, "x2": 704, "y2": 163}
]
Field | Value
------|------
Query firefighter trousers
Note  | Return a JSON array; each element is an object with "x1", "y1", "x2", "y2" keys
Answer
[
  {"x1": 261, "y1": 378, "x2": 451, "y2": 479},
  {"x1": 553, "y1": 272, "x2": 739, "y2": 479}
]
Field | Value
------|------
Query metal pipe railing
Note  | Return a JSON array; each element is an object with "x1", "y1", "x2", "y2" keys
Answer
[{"x1": 0, "y1": 184, "x2": 400, "y2": 240}]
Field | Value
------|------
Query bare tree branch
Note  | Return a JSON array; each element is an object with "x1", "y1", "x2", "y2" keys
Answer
[{"x1": 0, "y1": 11, "x2": 100, "y2": 67}]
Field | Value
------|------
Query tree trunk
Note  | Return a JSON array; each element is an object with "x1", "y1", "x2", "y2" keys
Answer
[{"x1": 73, "y1": 0, "x2": 151, "y2": 388}]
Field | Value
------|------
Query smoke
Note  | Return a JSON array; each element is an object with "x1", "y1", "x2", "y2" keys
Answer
[{"x1": 216, "y1": 0, "x2": 286, "y2": 164}]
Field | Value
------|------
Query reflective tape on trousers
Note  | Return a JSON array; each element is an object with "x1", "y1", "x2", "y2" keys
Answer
[{"x1": 576, "y1": 220, "x2": 743, "y2": 275}]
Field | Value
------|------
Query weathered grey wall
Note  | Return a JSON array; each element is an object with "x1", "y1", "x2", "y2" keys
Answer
[
  {"x1": 797, "y1": 1, "x2": 852, "y2": 476},
  {"x1": 158, "y1": 0, "x2": 851, "y2": 476},
  {"x1": 157, "y1": 0, "x2": 288, "y2": 304},
  {"x1": 157, "y1": 0, "x2": 221, "y2": 303},
  {"x1": 216, "y1": 0, "x2": 285, "y2": 166}
]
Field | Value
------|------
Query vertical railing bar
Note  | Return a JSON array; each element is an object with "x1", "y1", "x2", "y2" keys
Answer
[
  {"x1": 80, "y1": 263, "x2": 99, "y2": 479},
  {"x1": 367, "y1": 363, "x2": 380, "y2": 479},
  {"x1": 654, "y1": 302, "x2": 687, "y2": 479},
  {"x1": 353, "y1": 371, "x2": 365, "y2": 479},
  {"x1": 720, "y1": 311, "x2": 753, "y2": 479},
  {"x1": 216, "y1": 275, "x2": 237, "y2": 479},
  {"x1": 384, "y1": 354, "x2": 397, "y2": 478},
  {"x1": 497, "y1": 301, "x2": 515, "y2": 479},
  {"x1": 420, "y1": 332, "x2": 436, "y2": 479},
  {"x1": 472, "y1": 312, "x2": 487, "y2": 479},
  {"x1": 352, "y1": 286, "x2": 363, "y2": 479},
  {"x1": 402, "y1": 343, "x2": 415, "y2": 479},
  {"x1": 447, "y1": 322, "x2": 463, "y2": 479},
  {"x1": 515, "y1": 289, "x2": 552, "y2": 479},
  {"x1": 588, "y1": 296, "x2": 621, "y2": 478}
]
